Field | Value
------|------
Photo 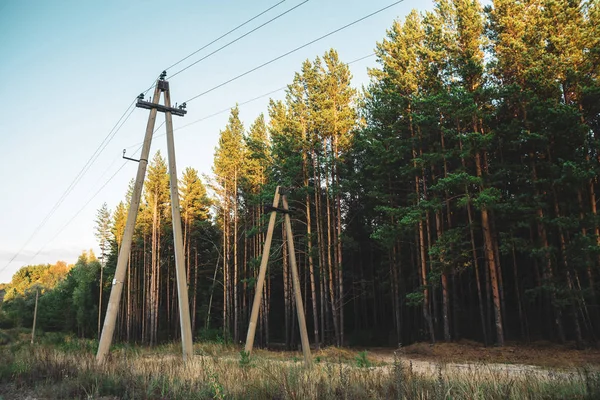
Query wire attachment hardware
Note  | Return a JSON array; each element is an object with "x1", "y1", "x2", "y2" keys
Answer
[{"x1": 122, "y1": 149, "x2": 148, "y2": 163}]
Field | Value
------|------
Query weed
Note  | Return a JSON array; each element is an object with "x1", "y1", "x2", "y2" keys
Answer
[
  {"x1": 355, "y1": 350, "x2": 372, "y2": 368},
  {"x1": 239, "y1": 350, "x2": 251, "y2": 368},
  {"x1": 393, "y1": 350, "x2": 405, "y2": 399},
  {"x1": 208, "y1": 371, "x2": 225, "y2": 399}
]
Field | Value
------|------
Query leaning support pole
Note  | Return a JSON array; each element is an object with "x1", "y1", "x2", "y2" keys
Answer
[
  {"x1": 96, "y1": 84, "x2": 161, "y2": 364},
  {"x1": 164, "y1": 85, "x2": 194, "y2": 361},
  {"x1": 31, "y1": 288, "x2": 39, "y2": 345},
  {"x1": 245, "y1": 186, "x2": 280, "y2": 354},
  {"x1": 282, "y1": 195, "x2": 312, "y2": 367}
]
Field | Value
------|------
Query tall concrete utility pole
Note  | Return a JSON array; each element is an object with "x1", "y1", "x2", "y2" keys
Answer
[
  {"x1": 96, "y1": 72, "x2": 193, "y2": 364},
  {"x1": 282, "y1": 195, "x2": 312, "y2": 366},
  {"x1": 244, "y1": 187, "x2": 312, "y2": 367},
  {"x1": 245, "y1": 186, "x2": 280, "y2": 352}
]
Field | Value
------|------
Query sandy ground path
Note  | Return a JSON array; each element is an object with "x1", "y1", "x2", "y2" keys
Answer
[{"x1": 365, "y1": 350, "x2": 589, "y2": 381}]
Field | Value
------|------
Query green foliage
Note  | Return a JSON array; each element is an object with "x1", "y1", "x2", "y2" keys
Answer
[
  {"x1": 95, "y1": 202, "x2": 112, "y2": 261},
  {"x1": 354, "y1": 351, "x2": 372, "y2": 368},
  {"x1": 238, "y1": 350, "x2": 251, "y2": 368}
]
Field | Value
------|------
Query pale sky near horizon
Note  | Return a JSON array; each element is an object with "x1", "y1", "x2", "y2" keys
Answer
[{"x1": 0, "y1": 0, "x2": 436, "y2": 283}]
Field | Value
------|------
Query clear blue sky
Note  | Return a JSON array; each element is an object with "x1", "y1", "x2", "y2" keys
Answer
[{"x1": 0, "y1": 0, "x2": 435, "y2": 283}]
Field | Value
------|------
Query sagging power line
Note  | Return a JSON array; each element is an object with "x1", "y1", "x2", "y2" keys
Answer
[
  {"x1": 2, "y1": 1, "x2": 304, "y2": 275},
  {"x1": 183, "y1": 0, "x2": 405, "y2": 103},
  {"x1": 0, "y1": 99, "x2": 137, "y2": 275},
  {"x1": 141, "y1": 0, "x2": 304, "y2": 95},
  {"x1": 125, "y1": 53, "x2": 375, "y2": 150}
]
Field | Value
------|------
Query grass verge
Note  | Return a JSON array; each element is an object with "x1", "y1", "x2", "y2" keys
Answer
[{"x1": 0, "y1": 339, "x2": 599, "y2": 399}]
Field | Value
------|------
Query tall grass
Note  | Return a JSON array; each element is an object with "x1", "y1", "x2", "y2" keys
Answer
[{"x1": 0, "y1": 340, "x2": 598, "y2": 399}]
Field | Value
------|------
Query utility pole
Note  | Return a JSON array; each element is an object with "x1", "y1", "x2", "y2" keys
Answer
[
  {"x1": 31, "y1": 288, "x2": 39, "y2": 345},
  {"x1": 96, "y1": 72, "x2": 193, "y2": 363},
  {"x1": 282, "y1": 195, "x2": 312, "y2": 366},
  {"x1": 245, "y1": 186, "x2": 280, "y2": 352},
  {"x1": 163, "y1": 81, "x2": 194, "y2": 359},
  {"x1": 245, "y1": 187, "x2": 312, "y2": 367}
]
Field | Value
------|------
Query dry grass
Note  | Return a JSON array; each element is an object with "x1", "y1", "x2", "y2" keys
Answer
[{"x1": 1, "y1": 339, "x2": 599, "y2": 399}]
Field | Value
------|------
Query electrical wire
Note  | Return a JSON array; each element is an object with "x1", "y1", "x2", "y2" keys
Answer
[
  {"x1": 168, "y1": 1, "x2": 309, "y2": 80},
  {"x1": 2, "y1": 2, "x2": 295, "y2": 275},
  {"x1": 140, "y1": 0, "x2": 294, "y2": 96},
  {"x1": 124, "y1": 53, "x2": 375, "y2": 149},
  {"x1": 165, "y1": 1, "x2": 286, "y2": 73},
  {"x1": 0, "y1": 98, "x2": 137, "y2": 275},
  {"x1": 183, "y1": 0, "x2": 405, "y2": 103},
  {"x1": 26, "y1": 120, "x2": 167, "y2": 265},
  {"x1": 2, "y1": 1, "x2": 398, "y2": 275}
]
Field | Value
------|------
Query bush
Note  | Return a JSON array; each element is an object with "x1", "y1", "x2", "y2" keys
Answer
[
  {"x1": 0, "y1": 311, "x2": 14, "y2": 329},
  {"x1": 0, "y1": 330, "x2": 12, "y2": 345}
]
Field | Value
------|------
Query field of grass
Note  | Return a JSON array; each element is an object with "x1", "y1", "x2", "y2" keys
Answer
[{"x1": 1, "y1": 330, "x2": 599, "y2": 399}]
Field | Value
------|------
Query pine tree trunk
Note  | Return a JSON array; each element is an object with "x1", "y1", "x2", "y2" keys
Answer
[
  {"x1": 552, "y1": 186, "x2": 583, "y2": 347},
  {"x1": 234, "y1": 169, "x2": 239, "y2": 343},
  {"x1": 435, "y1": 209, "x2": 451, "y2": 342},
  {"x1": 334, "y1": 136, "x2": 344, "y2": 346},
  {"x1": 532, "y1": 162, "x2": 565, "y2": 342},
  {"x1": 193, "y1": 247, "x2": 198, "y2": 333},
  {"x1": 512, "y1": 245, "x2": 529, "y2": 341},
  {"x1": 306, "y1": 187, "x2": 320, "y2": 348},
  {"x1": 150, "y1": 201, "x2": 158, "y2": 346},
  {"x1": 325, "y1": 172, "x2": 340, "y2": 346},
  {"x1": 283, "y1": 223, "x2": 291, "y2": 350},
  {"x1": 154, "y1": 213, "x2": 161, "y2": 345},
  {"x1": 475, "y1": 151, "x2": 504, "y2": 346},
  {"x1": 314, "y1": 151, "x2": 327, "y2": 345},
  {"x1": 223, "y1": 180, "x2": 228, "y2": 339},
  {"x1": 411, "y1": 112, "x2": 434, "y2": 344},
  {"x1": 459, "y1": 135, "x2": 487, "y2": 345},
  {"x1": 392, "y1": 243, "x2": 401, "y2": 345}
]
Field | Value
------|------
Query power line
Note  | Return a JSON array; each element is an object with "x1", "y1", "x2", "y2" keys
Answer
[
  {"x1": 125, "y1": 53, "x2": 375, "y2": 149},
  {"x1": 7, "y1": 47, "x2": 374, "y2": 275},
  {"x1": 2, "y1": 2, "x2": 295, "y2": 275},
  {"x1": 141, "y1": 0, "x2": 294, "y2": 96},
  {"x1": 184, "y1": 0, "x2": 405, "y2": 103},
  {"x1": 168, "y1": 1, "x2": 310, "y2": 80},
  {"x1": 24, "y1": 121, "x2": 168, "y2": 267},
  {"x1": 1, "y1": 98, "x2": 137, "y2": 273},
  {"x1": 2, "y1": 2, "x2": 392, "y2": 275},
  {"x1": 165, "y1": 1, "x2": 286, "y2": 73},
  {"x1": 176, "y1": 53, "x2": 376, "y2": 130}
]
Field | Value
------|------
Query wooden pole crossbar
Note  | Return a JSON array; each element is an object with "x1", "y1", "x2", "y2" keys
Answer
[
  {"x1": 244, "y1": 186, "x2": 313, "y2": 367},
  {"x1": 96, "y1": 75, "x2": 193, "y2": 364}
]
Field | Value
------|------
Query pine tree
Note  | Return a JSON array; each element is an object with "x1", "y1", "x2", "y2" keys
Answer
[
  {"x1": 144, "y1": 151, "x2": 170, "y2": 345},
  {"x1": 94, "y1": 202, "x2": 112, "y2": 337},
  {"x1": 180, "y1": 167, "x2": 210, "y2": 331},
  {"x1": 213, "y1": 106, "x2": 246, "y2": 341}
]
